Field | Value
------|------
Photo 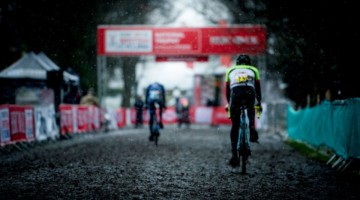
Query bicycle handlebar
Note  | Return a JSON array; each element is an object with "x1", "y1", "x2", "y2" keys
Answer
[
  {"x1": 254, "y1": 105, "x2": 262, "y2": 119},
  {"x1": 225, "y1": 104, "x2": 262, "y2": 119}
]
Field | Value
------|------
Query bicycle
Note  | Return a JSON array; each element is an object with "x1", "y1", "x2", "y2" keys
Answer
[
  {"x1": 149, "y1": 104, "x2": 161, "y2": 146},
  {"x1": 237, "y1": 105, "x2": 261, "y2": 174},
  {"x1": 226, "y1": 104, "x2": 261, "y2": 174}
]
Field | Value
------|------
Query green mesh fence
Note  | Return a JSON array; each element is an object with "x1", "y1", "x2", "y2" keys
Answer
[{"x1": 287, "y1": 98, "x2": 360, "y2": 159}]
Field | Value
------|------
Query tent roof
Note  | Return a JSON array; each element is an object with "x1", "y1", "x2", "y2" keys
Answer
[
  {"x1": 0, "y1": 52, "x2": 79, "y2": 83},
  {"x1": 37, "y1": 52, "x2": 79, "y2": 83}
]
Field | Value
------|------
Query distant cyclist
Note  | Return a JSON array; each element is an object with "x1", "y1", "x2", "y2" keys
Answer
[
  {"x1": 145, "y1": 82, "x2": 166, "y2": 140},
  {"x1": 225, "y1": 54, "x2": 263, "y2": 167},
  {"x1": 176, "y1": 96, "x2": 191, "y2": 128}
]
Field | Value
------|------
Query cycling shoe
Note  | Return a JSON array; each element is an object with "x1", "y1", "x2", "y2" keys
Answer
[
  {"x1": 159, "y1": 122, "x2": 164, "y2": 129},
  {"x1": 228, "y1": 156, "x2": 240, "y2": 168},
  {"x1": 250, "y1": 128, "x2": 259, "y2": 143},
  {"x1": 149, "y1": 135, "x2": 154, "y2": 141}
]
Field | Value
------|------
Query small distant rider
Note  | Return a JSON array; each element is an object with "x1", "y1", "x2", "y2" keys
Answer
[
  {"x1": 176, "y1": 97, "x2": 191, "y2": 127},
  {"x1": 145, "y1": 82, "x2": 166, "y2": 140},
  {"x1": 225, "y1": 54, "x2": 262, "y2": 167},
  {"x1": 134, "y1": 95, "x2": 145, "y2": 128}
]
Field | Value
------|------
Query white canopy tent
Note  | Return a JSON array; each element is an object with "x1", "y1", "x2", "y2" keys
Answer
[
  {"x1": 0, "y1": 51, "x2": 79, "y2": 84},
  {"x1": 0, "y1": 52, "x2": 80, "y2": 106}
]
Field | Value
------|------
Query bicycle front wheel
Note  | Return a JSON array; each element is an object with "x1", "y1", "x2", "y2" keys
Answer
[
  {"x1": 241, "y1": 152, "x2": 247, "y2": 174},
  {"x1": 154, "y1": 130, "x2": 159, "y2": 146},
  {"x1": 239, "y1": 135, "x2": 248, "y2": 174},
  {"x1": 152, "y1": 127, "x2": 160, "y2": 146}
]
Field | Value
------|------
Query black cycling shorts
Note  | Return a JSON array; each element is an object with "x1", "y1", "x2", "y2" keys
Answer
[{"x1": 229, "y1": 86, "x2": 255, "y2": 118}]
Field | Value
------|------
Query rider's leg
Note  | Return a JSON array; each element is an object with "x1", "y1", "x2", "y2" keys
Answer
[
  {"x1": 247, "y1": 104, "x2": 259, "y2": 143},
  {"x1": 229, "y1": 101, "x2": 240, "y2": 167},
  {"x1": 247, "y1": 106, "x2": 256, "y2": 127},
  {"x1": 230, "y1": 113, "x2": 240, "y2": 153},
  {"x1": 240, "y1": 87, "x2": 258, "y2": 143},
  {"x1": 139, "y1": 109, "x2": 143, "y2": 127},
  {"x1": 136, "y1": 109, "x2": 141, "y2": 127},
  {"x1": 159, "y1": 103, "x2": 164, "y2": 129},
  {"x1": 246, "y1": 107, "x2": 257, "y2": 145},
  {"x1": 148, "y1": 102, "x2": 155, "y2": 141}
]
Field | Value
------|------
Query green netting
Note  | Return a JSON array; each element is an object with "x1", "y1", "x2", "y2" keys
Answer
[{"x1": 287, "y1": 98, "x2": 360, "y2": 159}]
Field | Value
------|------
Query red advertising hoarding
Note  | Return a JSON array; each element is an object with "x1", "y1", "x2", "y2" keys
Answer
[
  {"x1": 0, "y1": 104, "x2": 35, "y2": 145},
  {"x1": 77, "y1": 106, "x2": 89, "y2": 133},
  {"x1": 116, "y1": 108, "x2": 127, "y2": 128},
  {"x1": 97, "y1": 25, "x2": 266, "y2": 56},
  {"x1": 201, "y1": 26, "x2": 266, "y2": 54},
  {"x1": 60, "y1": 104, "x2": 76, "y2": 135},
  {"x1": 155, "y1": 56, "x2": 208, "y2": 62},
  {"x1": 88, "y1": 106, "x2": 100, "y2": 131}
]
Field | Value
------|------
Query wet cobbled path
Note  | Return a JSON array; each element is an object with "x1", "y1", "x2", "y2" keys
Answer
[{"x1": 1, "y1": 125, "x2": 359, "y2": 199}]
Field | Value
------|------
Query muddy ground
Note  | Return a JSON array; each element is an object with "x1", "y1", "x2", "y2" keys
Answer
[{"x1": 0, "y1": 125, "x2": 359, "y2": 200}]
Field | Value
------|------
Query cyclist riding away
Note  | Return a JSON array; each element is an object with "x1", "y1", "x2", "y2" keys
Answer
[
  {"x1": 225, "y1": 54, "x2": 263, "y2": 167},
  {"x1": 145, "y1": 82, "x2": 166, "y2": 141}
]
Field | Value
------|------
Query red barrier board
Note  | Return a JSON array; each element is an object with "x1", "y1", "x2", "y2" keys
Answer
[
  {"x1": 88, "y1": 106, "x2": 101, "y2": 131},
  {"x1": 211, "y1": 107, "x2": 231, "y2": 125},
  {"x1": 0, "y1": 104, "x2": 34, "y2": 144},
  {"x1": 116, "y1": 108, "x2": 126, "y2": 128},
  {"x1": 129, "y1": 107, "x2": 194, "y2": 125},
  {"x1": 0, "y1": 105, "x2": 11, "y2": 145},
  {"x1": 60, "y1": 104, "x2": 76, "y2": 135},
  {"x1": 97, "y1": 25, "x2": 266, "y2": 56},
  {"x1": 162, "y1": 107, "x2": 179, "y2": 124},
  {"x1": 60, "y1": 105, "x2": 101, "y2": 134},
  {"x1": 77, "y1": 106, "x2": 89, "y2": 133},
  {"x1": 155, "y1": 55, "x2": 208, "y2": 62},
  {"x1": 11, "y1": 105, "x2": 34, "y2": 142},
  {"x1": 201, "y1": 26, "x2": 266, "y2": 55}
]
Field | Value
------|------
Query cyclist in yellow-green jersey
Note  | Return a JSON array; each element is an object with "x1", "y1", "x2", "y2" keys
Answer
[{"x1": 225, "y1": 54, "x2": 263, "y2": 167}]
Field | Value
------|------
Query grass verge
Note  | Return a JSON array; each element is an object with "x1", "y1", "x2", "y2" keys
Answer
[
  {"x1": 285, "y1": 139, "x2": 332, "y2": 163},
  {"x1": 285, "y1": 138, "x2": 360, "y2": 176}
]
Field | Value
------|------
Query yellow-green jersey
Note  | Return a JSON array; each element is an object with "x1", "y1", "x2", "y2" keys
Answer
[
  {"x1": 225, "y1": 65, "x2": 260, "y2": 89},
  {"x1": 225, "y1": 65, "x2": 262, "y2": 103}
]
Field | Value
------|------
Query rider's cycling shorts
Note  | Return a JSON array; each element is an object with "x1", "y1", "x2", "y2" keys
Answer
[
  {"x1": 229, "y1": 86, "x2": 255, "y2": 116},
  {"x1": 148, "y1": 99, "x2": 164, "y2": 110}
]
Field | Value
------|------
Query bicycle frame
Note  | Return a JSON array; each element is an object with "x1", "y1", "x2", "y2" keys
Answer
[
  {"x1": 237, "y1": 105, "x2": 261, "y2": 173},
  {"x1": 149, "y1": 104, "x2": 160, "y2": 145},
  {"x1": 237, "y1": 107, "x2": 250, "y2": 152},
  {"x1": 151, "y1": 110, "x2": 159, "y2": 133},
  {"x1": 236, "y1": 106, "x2": 251, "y2": 174}
]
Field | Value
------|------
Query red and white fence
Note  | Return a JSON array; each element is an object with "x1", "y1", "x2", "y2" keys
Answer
[
  {"x1": 0, "y1": 103, "x2": 242, "y2": 147},
  {"x1": 0, "y1": 104, "x2": 35, "y2": 146}
]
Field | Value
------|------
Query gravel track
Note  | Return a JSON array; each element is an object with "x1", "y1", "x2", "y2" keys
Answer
[{"x1": 0, "y1": 125, "x2": 359, "y2": 199}]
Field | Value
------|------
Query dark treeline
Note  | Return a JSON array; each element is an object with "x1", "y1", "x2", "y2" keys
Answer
[
  {"x1": 1, "y1": 0, "x2": 359, "y2": 108},
  {"x1": 263, "y1": 0, "x2": 359, "y2": 107}
]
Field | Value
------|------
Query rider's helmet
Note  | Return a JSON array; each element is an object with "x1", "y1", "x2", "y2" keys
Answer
[{"x1": 236, "y1": 54, "x2": 251, "y2": 65}]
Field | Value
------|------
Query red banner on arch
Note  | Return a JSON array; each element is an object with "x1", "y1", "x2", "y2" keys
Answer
[{"x1": 97, "y1": 25, "x2": 266, "y2": 56}]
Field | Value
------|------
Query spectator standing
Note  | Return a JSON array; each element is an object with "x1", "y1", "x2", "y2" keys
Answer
[
  {"x1": 63, "y1": 85, "x2": 81, "y2": 104},
  {"x1": 80, "y1": 88, "x2": 99, "y2": 107},
  {"x1": 176, "y1": 96, "x2": 191, "y2": 128}
]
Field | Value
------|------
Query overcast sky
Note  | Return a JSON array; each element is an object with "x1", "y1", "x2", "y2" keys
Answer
[
  {"x1": 106, "y1": 0, "x2": 234, "y2": 108},
  {"x1": 136, "y1": 0, "x2": 233, "y2": 93}
]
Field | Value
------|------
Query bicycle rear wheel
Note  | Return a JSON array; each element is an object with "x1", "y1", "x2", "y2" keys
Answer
[
  {"x1": 150, "y1": 109, "x2": 160, "y2": 146},
  {"x1": 239, "y1": 135, "x2": 248, "y2": 174},
  {"x1": 241, "y1": 152, "x2": 248, "y2": 174},
  {"x1": 154, "y1": 130, "x2": 159, "y2": 146}
]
